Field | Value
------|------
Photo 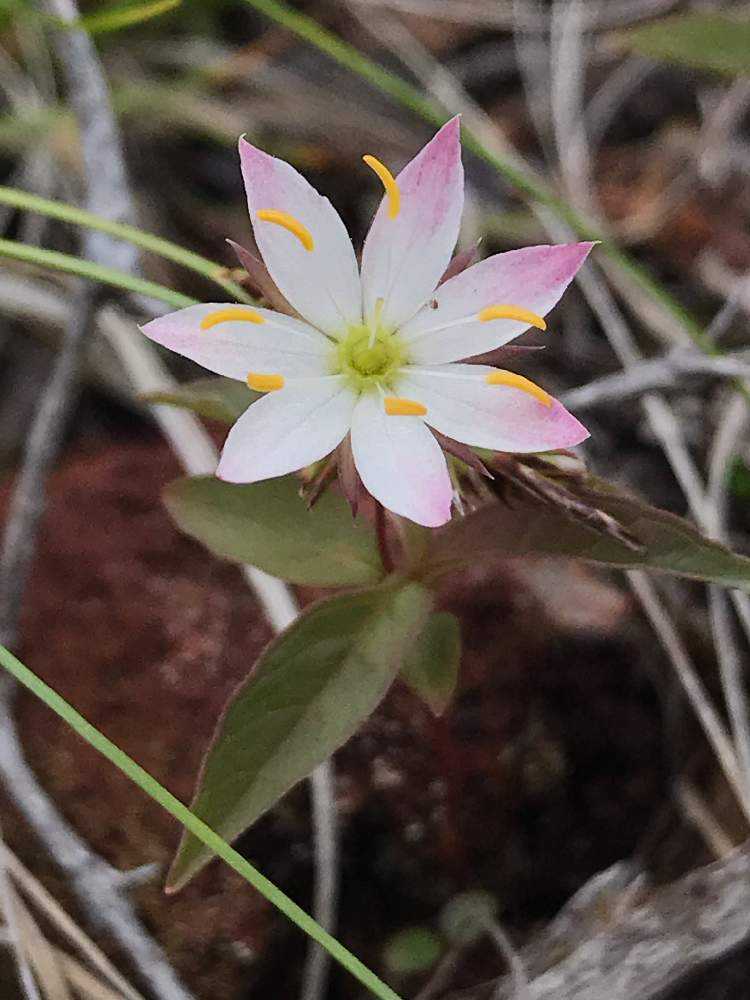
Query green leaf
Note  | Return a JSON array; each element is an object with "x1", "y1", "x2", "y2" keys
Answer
[
  {"x1": 142, "y1": 377, "x2": 256, "y2": 424},
  {"x1": 729, "y1": 458, "x2": 750, "y2": 501},
  {"x1": 428, "y1": 478, "x2": 750, "y2": 591},
  {"x1": 618, "y1": 14, "x2": 750, "y2": 77},
  {"x1": 168, "y1": 582, "x2": 433, "y2": 889},
  {"x1": 72, "y1": 0, "x2": 181, "y2": 34},
  {"x1": 383, "y1": 927, "x2": 442, "y2": 976},
  {"x1": 400, "y1": 611, "x2": 460, "y2": 716},
  {"x1": 164, "y1": 475, "x2": 383, "y2": 587},
  {"x1": 439, "y1": 891, "x2": 498, "y2": 947}
]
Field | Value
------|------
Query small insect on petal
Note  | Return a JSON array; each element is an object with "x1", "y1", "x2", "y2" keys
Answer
[
  {"x1": 363, "y1": 155, "x2": 401, "y2": 219},
  {"x1": 384, "y1": 396, "x2": 427, "y2": 416},
  {"x1": 247, "y1": 372, "x2": 285, "y2": 392},
  {"x1": 201, "y1": 308, "x2": 266, "y2": 330},
  {"x1": 485, "y1": 370, "x2": 553, "y2": 408},
  {"x1": 256, "y1": 210, "x2": 314, "y2": 251},
  {"x1": 478, "y1": 304, "x2": 547, "y2": 331}
]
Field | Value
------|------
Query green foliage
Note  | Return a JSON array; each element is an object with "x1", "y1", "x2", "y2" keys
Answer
[
  {"x1": 729, "y1": 459, "x2": 750, "y2": 501},
  {"x1": 0, "y1": 644, "x2": 405, "y2": 1000},
  {"x1": 143, "y1": 377, "x2": 256, "y2": 424},
  {"x1": 242, "y1": 0, "x2": 708, "y2": 348},
  {"x1": 439, "y1": 891, "x2": 498, "y2": 947},
  {"x1": 0, "y1": 237, "x2": 193, "y2": 308},
  {"x1": 69, "y1": 0, "x2": 181, "y2": 35},
  {"x1": 400, "y1": 611, "x2": 461, "y2": 716},
  {"x1": 0, "y1": 187, "x2": 250, "y2": 302},
  {"x1": 428, "y1": 478, "x2": 750, "y2": 591},
  {"x1": 0, "y1": 0, "x2": 29, "y2": 31},
  {"x1": 164, "y1": 475, "x2": 383, "y2": 587},
  {"x1": 619, "y1": 13, "x2": 750, "y2": 76},
  {"x1": 168, "y1": 582, "x2": 433, "y2": 889},
  {"x1": 383, "y1": 927, "x2": 442, "y2": 976}
]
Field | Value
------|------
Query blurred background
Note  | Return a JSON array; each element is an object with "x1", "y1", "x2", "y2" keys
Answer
[{"x1": 0, "y1": 1, "x2": 750, "y2": 998}]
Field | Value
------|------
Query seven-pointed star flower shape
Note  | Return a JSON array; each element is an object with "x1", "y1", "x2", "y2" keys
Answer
[{"x1": 141, "y1": 118, "x2": 593, "y2": 527}]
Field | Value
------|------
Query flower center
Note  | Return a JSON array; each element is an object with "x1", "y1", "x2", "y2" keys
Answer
[{"x1": 336, "y1": 325, "x2": 406, "y2": 388}]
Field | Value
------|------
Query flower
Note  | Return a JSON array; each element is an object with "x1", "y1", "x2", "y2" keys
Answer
[{"x1": 141, "y1": 118, "x2": 592, "y2": 527}]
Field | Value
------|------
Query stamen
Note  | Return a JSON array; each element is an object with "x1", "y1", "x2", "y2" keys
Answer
[
  {"x1": 256, "y1": 210, "x2": 314, "y2": 251},
  {"x1": 485, "y1": 370, "x2": 552, "y2": 407},
  {"x1": 363, "y1": 155, "x2": 401, "y2": 219},
  {"x1": 369, "y1": 297, "x2": 385, "y2": 348},
  {"x1": 384, "y1": 396, "x2": 427, "y2": 416},
  {"x1": 247, "y1": 372, "x2": 285, "y2": 392},
  {"x1": 201, "y1": 308, "x2": 265, "y2": 330},
  {"x1": 478, "y1": 305, "x2": 547, "y2": 331}
]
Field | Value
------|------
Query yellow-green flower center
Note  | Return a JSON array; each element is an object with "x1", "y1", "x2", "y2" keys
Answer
[{"x1": 336, "y1": 324, "x2": 407, "y2": 389}]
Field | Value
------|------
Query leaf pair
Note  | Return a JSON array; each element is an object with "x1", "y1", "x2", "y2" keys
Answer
[
  {"x1": 169, "y1": 581, "x2": 433, "y2": 889},
  {"x1": 160, "y1": 377, "x2": 750, "y2": 888}
]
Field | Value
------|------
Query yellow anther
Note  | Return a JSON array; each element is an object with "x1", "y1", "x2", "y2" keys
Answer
[
  {"x1": 201, "y1": 308, "x2": 265, "y2": 330},
  {"x1": 478, "y1": 304, "x2": 547, "y2": 331},
  {"x1": 256, "y1": 209, "x2": 314, "y2": 251},
  {"x1": 363, "y1": 155, "x2": 401, "y2": 219},
  {"x1": 247, "y1": 372, "x2": 285, "y2": 392},
  {"x1": 384, "y1": 396, "x2": 427, "y2": 417},
  {"x1": 485, "y1": 370, "x2": 552, "y2": 408}
]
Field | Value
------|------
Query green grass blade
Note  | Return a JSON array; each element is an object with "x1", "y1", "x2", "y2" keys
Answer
[
  {"x1": 74, "y1": 0, "x2": 181, "y2": 35},
  {"x1": 0, "y1": 238, "x2": 196, "y2": 309},
  {"x1": 0, "y1": 186, "x2": 251, "y2": 303},
  {"x1": 0, "y1": 643, "x2": 403, "y2": 1000},
  {"x1": 241, "y1": 0, "x2": 706, "y2": 345}
]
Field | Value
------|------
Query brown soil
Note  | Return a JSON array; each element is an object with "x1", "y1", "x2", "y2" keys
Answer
[{"x1": 0, "y1": 428, "x2": 673, "y2": 998}]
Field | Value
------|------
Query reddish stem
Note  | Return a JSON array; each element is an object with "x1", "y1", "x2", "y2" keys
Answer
[{"x1": 374, "y1": 502, "x2": 395, "y2": 574}]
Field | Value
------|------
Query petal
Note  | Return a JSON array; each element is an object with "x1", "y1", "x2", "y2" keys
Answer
[
  {"x1": 140, "y1": 303, "x2": 334, "y2": 380},
  {"x1": 397, "y1": 364, "x2": 590, "y2": 453},
  {"x1": 217, "y1": 376, "x2": 356, "y2": 483},
  {"x1": 400, "y1": 242, "x2": 595, "y2": 364},
  {"x1": 239, "y1": 137, "x2": 362, "y2": 337},
  {"x1": 350, "y1": 390, "x2": 453, "y2": 527},
  {"x1": 360, "y1": 117, "x2": 464, "y2": 332}
]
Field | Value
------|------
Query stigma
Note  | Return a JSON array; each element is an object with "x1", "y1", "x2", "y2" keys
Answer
[
  {"x1": 201, "y1": 308, "x2": 265, "y2": 330},
  {"x1": 256, "y1": 210, "x2": 314, "y2": 251},
  {"x1": 485, "y1": 370, "x2": 552, "y2": 407},
  {"x1": 478, "y1": 305, "x2": 547, "y2": 330},
  {"x1": 363, "y1": 155, "x2": 401, "y2": 219},
  {"x1": 384, "y1": 396, "x2": 427, "y2": 416},
  {"x1": 247, "y1": 372, "x2": 285, "y2": 392}
]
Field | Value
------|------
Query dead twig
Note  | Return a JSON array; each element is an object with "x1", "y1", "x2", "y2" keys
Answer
[
  {"x1": 450, "y1": 843, "x2": 750, "y2": 999},
  {"x1": 0, "y1": 826, "x2": 42, "y2": 1000},
  {"x1": 705, "y1": 395, "x2": 750, "y2": 792},
  {"x1": 101, "y1": 307, "x2": 340, "y2": 1000},
  {"x1": 0, "y1": 841, "x2": 145, "y2": 1000},
  {"x1": 627, "y1": 571, "x2": 750, "y2": 824},
  {"x1": 489, "y1": 455, "x2": 644, "y2": 552},
  {"x1": 562, "y1": 349, "x2": 750, "y2": 411},
  {"x1": 0, "y1": 2, "x2": 192, "y2": 997}
]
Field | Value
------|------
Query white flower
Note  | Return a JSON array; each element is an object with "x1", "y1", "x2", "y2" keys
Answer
[{"x1": 142, "y1": 118, "x2": 592, "y2": 527}]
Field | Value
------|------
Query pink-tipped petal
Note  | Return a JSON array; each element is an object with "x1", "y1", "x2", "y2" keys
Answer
[
  {"x1": 360, "y1": 118, "x2": 464, "y2": 332},
  {"x1": 350, "y1": 390, "x2": 453, "y2": 527},
  {"x1": 400, "y1": 242, "x2": 595, "y2": 364},
  {"x1": 239, "y1": 138, "x2": 362, "y2": 337},
  {"x1": 397, "y1": 364, "x2": 590, "y2": 452},
  {"x1": 217, "y1": 376, "x2": 356, "y2": 483},
  {"x1": 140, "y1": 303, "x2": 334, "y2": 380}
]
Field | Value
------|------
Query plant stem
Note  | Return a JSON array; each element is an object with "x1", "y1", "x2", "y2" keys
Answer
[
  {"x1": 0, "y1": 186, "x2": 252, "y2": 303},
  {"x1": 0, "y1": 238, "x2": 196, "y2": 309},
  {"x1": 374, "y1": 503, "x2": 395, "y2": 574},
  {"x1": 0, "y1": 643, "x2": 403, "y2": 1000}
]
